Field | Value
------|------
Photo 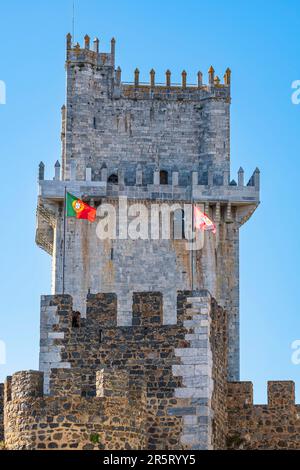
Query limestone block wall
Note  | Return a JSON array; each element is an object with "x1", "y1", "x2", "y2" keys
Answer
[
  {"x1": 170, "y1": 292, "x2": 228, "y2": 450},
  {"x1": 64, "y1": 37, "x2": 230, "y2": 184},
  {"x1": 48, "y1": 196, "x2": 239, "y2": 379},
  {"x1": 227, "y1": 381, "x2": 300, "y2": 449}
]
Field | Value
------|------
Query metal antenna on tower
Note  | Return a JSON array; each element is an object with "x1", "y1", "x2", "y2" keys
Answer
[{"x1": 72, "y1": 0, "x2": 75, "y2": 44}]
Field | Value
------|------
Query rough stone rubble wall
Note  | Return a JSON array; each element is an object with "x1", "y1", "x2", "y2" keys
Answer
[
  {"x1": 4, "y1": 369, "x2": 147, "y2": 450},
  {"x1": 6, "y1": 290, "x2": 225, "y2": 450},
  {"x1": 227, "y1": 381, "x2": 300, "y2": 449},
  {"x1": 3, "y1": 289, "x2": 300, "y2": 450},
  {"x1": 0, "y1": 384, "x2": 3, "y2": 442}
]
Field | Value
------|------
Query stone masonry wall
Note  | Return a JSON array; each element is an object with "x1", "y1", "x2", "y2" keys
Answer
[
  {"x1": 36, "y1": 36, "x2": 261, "y2": 386},
  {"x1": 37, "y1": 290, "x2": 226, "y2": 449},
  {"x1": 210, "y1": 299, "x2": 228, "y2": 449},
  {"x1": 64, "y1": 41, "x2": 230, "y2": 184},
  {"x1": 227, "y1": 381, "x2": 300, "y2": 449},
  {"x1": 0, "y1": 384, "x2": 3, "y2": 442},
  {"x1": 172, "y1": 292, "x2": 215, "y2": 450},
  {"x1": 48, "y1": 198, "x2": 240, "y2": 381},
  {"x1": 4, "y1": 289, "x2": 300, "y2": 450},
  {"x1": 4, "y1": 370, "x2": 147, "y2": 450}
]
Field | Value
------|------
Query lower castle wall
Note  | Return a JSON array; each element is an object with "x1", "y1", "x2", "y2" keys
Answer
[
  {"x1": 4, "y1": 369, "x2": 148, "y2": 450},
  {"x1": 210, "y1": 299, "x2": 228, "y2": 449},
  {"x1": 4, "y1": 289, "x2": 300, "y2": 450},
  {"x1": 39, "y1": 291, "x2": 215, "y2": 450},
  {"x1": 227, "y1": 381, "x2": 300, "y2": 450},
  {"x1": 5, "y1": 396, "x2": 146, "y2": 450},
  {"x1": 0, "y1": 384, "x2": 3, "y2": 442}
]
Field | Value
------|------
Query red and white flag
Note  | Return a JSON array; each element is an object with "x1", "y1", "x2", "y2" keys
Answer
[{"x1": 194, "y1": 206, "x2": 216, "y2": 234}]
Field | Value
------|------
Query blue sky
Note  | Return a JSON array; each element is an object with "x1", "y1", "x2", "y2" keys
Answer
[{"x1": 0, "y1": 0, "x2": 300, "y2": 403}]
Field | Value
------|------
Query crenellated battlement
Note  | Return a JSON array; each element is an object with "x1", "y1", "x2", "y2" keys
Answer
[
  {"x1": 119, "y1": 65, "x2": 230, "y2": 101},
  {"x1": 3, "y1": 368, "x2": 147, "y2": 450},
  {"x1": 4, "y1": 368, "x2": 146, "y2": 403},
  {"x1": 227, "y1": 381, "x2": 300, "y2": 449},
  {"x1": 66, "y1": 33, "x2": 230, "y2": 102},
  {"x1": 4, "y1": 291, "x2": 300, "y2": 451},
  {"x1": 37, "y1": 162, "x2": 259, "y2": 206},
  {"x1": 4, "y1": 290, "x2": 222, "y2": 450},
  {"x1": 5, "y1": 371, "x2": 44, "y2": 402},
  {"x1": 227, "y1": 381, "x2": 296, "y2": 408},
  {"x1": 66, "y1": 33, "x2": 115, "y2": 68}
]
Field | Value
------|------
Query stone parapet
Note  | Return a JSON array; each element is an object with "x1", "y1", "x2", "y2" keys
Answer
[{"x1": 227, "y1": 381, "x2": 300, "y2": 449}]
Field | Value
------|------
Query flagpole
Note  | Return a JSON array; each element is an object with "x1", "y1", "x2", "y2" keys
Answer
[
  {"x1": 62, "y1": 186, "x2": 67, "y2": 294},
  {"x1": 191, "y1": 189, "x2": 194, "y2": 293}
]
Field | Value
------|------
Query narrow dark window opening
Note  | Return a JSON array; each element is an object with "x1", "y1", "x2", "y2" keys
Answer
[
  {"x1": 72, "y1": 312, "x2": 80, "y2": 328},
  {"x1": 108, "y1": 174, "x2": 118, "y2": 184},
  {"x1": 160, "y1": 170, "x2": 168, "y2": 185}
]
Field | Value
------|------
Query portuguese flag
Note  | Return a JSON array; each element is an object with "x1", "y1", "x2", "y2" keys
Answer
[{"x1": 66, "y1": 192, "x2": 96, "y2": 223}]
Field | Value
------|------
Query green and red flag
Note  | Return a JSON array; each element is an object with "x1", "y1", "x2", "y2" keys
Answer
[{"x1": 66, "y1": 192, "x2": 96, "y2": 223}]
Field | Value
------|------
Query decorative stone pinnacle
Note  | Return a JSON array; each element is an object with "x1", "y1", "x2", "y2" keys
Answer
[
  {"x1": 208, "y1": 66, "x2": 215, "y2": 85},
  {"x1": 182, "y1": 70, "x2": 187, "y2": 89},
  {"x1": 84, "y1": 35, "x2": 90, "y2": 50},
  {"x1": 55, "y1": 160, "x2": 61, "y2": 168},
  {"x1": 224, "y1": 68, "x2": 231, "y2": 85},
  {"x1": 134, "y1": 68, "x2": 140, "y2": 86},
  {"x1": 238, "y1": 167, "x2": 244, "y2": 186},
  {"x1": 111, "y1": 38, "x2": 116, "y2": 65},
  {"x1": 166, "y1": 70, "x2": 171, "y2": 87},
  {"x1": 66, "y1": 33, "x2": 72, "y2": 50},
  {"x1": 116, "y1": 67, "x2": 122, "y2": 85},
  {"x1": 150, "y1": 69, "x2": 155, "y2": 88},
  {"x1": 197, "y1": 71, "x2": 203, "y2": 88},
  {"x1": 38, "y1": 162, "x2": 45, "y2": 181},
  {"x1": 93, "y1": 37, "x2": 99, "y2": 53}
]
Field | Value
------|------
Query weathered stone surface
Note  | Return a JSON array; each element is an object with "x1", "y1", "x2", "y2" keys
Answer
[
  {"x1": 6, "y1": 33, "x2": 298, "y2": 453},
  {"x1": 227, "y1": 381, "x2": 300, "y2": 450},
  {"x1": 35, "y1": 34, "x2": 260, "y2": 383},
  {"x1": 3, "y1": 291, "x2": 229, "y2": 450}
]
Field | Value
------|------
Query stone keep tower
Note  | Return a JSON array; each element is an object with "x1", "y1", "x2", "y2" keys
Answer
[
  {"x1": 36, "y1": 34, "x2": 259, "y2": 386},
  {"x1": 5, "y1": 33, "x2": 300, "y2": 452}
]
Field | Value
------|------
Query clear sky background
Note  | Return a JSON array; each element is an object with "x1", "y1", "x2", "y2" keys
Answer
[{"x1": 0, "y1": 0, "x2": 300, "y2": 403}]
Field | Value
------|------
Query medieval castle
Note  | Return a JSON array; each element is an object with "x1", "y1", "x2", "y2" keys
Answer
[{"x1": 0, "y1": 34, "x2": 299, "y2": 450}]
